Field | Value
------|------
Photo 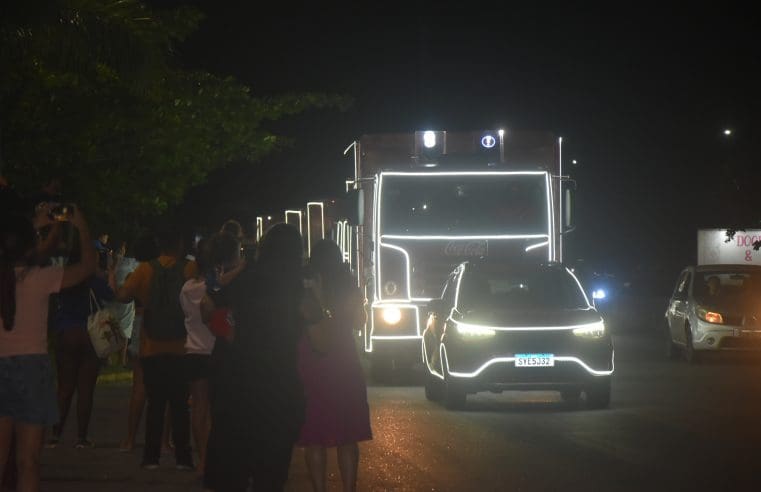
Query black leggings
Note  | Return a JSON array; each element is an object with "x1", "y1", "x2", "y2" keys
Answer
[{"x1": 53, "y1": 327, "x2": 100, "y2": 440}]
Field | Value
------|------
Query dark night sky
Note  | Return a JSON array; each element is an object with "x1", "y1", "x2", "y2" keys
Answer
[{"x1": 151, "y1": 2, "x2": 761, "y2": 280}]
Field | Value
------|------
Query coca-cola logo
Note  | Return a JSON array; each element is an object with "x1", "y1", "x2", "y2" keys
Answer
[{"x1": 443, "y1": 241, "x2": 488, "y2": 257}]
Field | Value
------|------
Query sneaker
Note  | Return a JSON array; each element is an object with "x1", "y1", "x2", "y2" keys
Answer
[
  {"x1": 44, "y1": 437, "x2": 60, "y2": 449},
  {"x1": 74, "y1": 439, "x2": 95, "y2": 449},
  {"x1": 141, "y1": 462, "x2": 160, "y2": 470},
  {"x1": 176, "y1": 463, "x2": 194, "y2": 471}
]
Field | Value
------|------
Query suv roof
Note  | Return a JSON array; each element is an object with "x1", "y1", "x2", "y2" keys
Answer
[{"x1": 462, "y1": 260, "x2": 566, "y2": 274}]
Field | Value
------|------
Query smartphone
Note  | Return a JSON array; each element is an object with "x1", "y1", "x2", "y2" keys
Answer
[{"x1": 49, "y1": 203, "x2": 74, "y2": 222}]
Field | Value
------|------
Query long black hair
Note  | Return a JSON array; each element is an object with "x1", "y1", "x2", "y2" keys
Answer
[
  {"x1": 308, "y1": 239, "x2": 352, "y2": 308},
  {"x1": 256, "y1": 223, "x2": 303, "y2": 277},
  {"x1": 0, "y1": 215, "x2": 36, "y2": 331}
]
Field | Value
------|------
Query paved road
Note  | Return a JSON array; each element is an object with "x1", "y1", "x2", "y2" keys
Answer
[{"x1": 40, "y1": 330, "x2": 761, "y2": 491}]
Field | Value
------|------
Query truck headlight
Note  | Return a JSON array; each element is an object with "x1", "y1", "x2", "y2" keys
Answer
[
  {"x1": 455, "y1": 322, "x2": 496, "y2": 337},
  {"x1": 381, "y1": 307, "x2": 402, "y2": 325},
  {"x1": 572, "y1": 321, "x2": 606, "y2": 338},
  {"x1": 697, "y1": 308, "x2": 723, "y2": 324}
]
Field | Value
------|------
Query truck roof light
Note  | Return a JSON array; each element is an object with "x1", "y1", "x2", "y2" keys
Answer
[
  {"x1": 423, "y1": 131, "x2": 436, "y2": 149},
  {"x1": 481, "y1": 135, "x2": 496, "y2": 148}
]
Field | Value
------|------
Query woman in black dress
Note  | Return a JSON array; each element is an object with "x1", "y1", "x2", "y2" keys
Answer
[{"x1": 204, "y1": 223, "x2": 305, "y2": 491}]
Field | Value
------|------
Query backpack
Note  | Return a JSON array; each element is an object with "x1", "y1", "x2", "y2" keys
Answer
[{"x1": 143, "y1": 258, "x2": 187, "y2": 341}]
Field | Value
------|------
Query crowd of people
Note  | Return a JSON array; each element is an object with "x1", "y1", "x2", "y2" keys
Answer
[{"x1": 0, "y1": 182, "x2": 373, "y2": 492}]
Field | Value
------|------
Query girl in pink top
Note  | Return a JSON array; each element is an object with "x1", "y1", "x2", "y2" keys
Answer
[{"x1": 0, "y1": 209, "x2": 97, "y2": 491}]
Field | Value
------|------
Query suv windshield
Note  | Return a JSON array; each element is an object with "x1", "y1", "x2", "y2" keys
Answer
[
  {"x1": 380, "y1": 173, "x2": 548, "y2": 236},
  {"x1": 458, "y1": 266, "x2": 589, "y2": 311}
]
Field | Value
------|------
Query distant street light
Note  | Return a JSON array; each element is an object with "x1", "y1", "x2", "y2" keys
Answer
[
  {"x1": 723, "y1": 129, "x2": 732, "y2": 136},
  {"x1": 572, "y1": 159, "x2": 578, "y2": 165}
]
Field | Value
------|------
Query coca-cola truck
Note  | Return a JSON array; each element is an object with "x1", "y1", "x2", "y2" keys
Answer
[{"x1": 344, "y1": 130, "x2": 576, "y2": 375}]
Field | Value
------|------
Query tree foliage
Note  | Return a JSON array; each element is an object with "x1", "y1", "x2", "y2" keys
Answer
[{"x1": 0, "y1": 0, "x2": 350, "y2": 233}]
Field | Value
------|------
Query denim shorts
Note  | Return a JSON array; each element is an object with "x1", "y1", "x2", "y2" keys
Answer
[{"x1": 0, "y1": 354, "x2": 59, "y2": 426}]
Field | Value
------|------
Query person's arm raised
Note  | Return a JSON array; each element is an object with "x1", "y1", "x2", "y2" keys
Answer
[{"x1": 60, "y1": 206, "x2": 96, "y2": 289}]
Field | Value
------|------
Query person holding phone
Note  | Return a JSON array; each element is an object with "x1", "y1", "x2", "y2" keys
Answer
[{"x1": 0, "y1": 207, "x2": 97, "y2": 490}]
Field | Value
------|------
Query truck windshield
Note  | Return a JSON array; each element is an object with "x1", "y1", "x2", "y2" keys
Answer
[
  {"x1": 380, "y1": 173, "x2": 549, "y2": 236},
  {"x1": 458, "y1": 267, "x2": 589, "y2": 312}
]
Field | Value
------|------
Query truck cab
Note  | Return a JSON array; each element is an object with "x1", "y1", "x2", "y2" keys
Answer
[{"x1": 345, "y1": 130, "x2": 575, "y2": 375}]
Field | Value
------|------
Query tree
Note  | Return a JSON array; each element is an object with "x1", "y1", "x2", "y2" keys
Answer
[{"x1": 0, "y1": 0, "x2": 350, "y2": 233}]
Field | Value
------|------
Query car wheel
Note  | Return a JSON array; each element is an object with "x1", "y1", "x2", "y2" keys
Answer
[
  {"x1": 585, "y1": 377, "x2": 611, "y2": 409},
  {"x1": 424, "y1": 371, "x2": 443, "y2": 401},
  {"x1": 665, "y1": 321, "x2": 679, "y2": 360},
  {"x1": 684, "y1": 326, "x2": 701, "y2": 364}
]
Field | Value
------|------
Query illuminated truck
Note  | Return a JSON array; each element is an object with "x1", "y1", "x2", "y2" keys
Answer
[{"x1": 344, "y1": 130, "x2": 575, "y2": 375}]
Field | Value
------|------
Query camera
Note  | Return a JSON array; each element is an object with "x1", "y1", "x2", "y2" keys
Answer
[{"x1": 49, "y1": 203, "x2": 75, "y2": 222}]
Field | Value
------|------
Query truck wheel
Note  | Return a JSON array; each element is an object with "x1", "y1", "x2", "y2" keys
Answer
[
  {"x1": 424, "y1": 372, "x2": 443, "y2": 401},
  {"x1": 684, "y1": 327, "x2": 701, "y2": 364},
  {"x1": 665, "y1": 321, "x2": 679, "y2": 360},
  {"x1": 585, "y1": 378, "x2": 611, "y2": 409},
  {"x1": 370, "y1": 353, "x2": 393, "y2": 383}
]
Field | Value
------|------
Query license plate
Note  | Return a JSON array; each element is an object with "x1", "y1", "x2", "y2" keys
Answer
[{"x1": 515, "y1": 353, "x2": 554, "y2": 367}]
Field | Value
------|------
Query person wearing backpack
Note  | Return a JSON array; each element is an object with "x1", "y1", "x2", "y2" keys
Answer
[{"x1": 115, "y1": 225, "x2": 196, "y2": 470}]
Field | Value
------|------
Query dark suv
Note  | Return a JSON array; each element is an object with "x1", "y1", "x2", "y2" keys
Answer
[{"x1": 422, "y1": 261, "x2": 614, "y2": 409}]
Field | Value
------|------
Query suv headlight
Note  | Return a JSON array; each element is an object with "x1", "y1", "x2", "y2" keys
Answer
[
  {"x1": 697, "y1": 307, "x2": 724, "y2": 324},
  {"x1": 454, "y1": 321, "x2": 496, "y2": 337},
  {"x1": 572, "y1": 321, "x2": 606, "y2": 338}
]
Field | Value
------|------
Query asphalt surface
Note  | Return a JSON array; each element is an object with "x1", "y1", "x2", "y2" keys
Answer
[{"x1": 38, "y1": 329, "x2": 761, "y2": 491}]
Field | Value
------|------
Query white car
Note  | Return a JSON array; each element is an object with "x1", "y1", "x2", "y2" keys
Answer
[{"x1": 665, "y1": 264, "x2": 761, "y2": 362}]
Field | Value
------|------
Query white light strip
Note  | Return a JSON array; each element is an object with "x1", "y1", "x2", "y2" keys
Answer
[
  {"x1": 381, "y1": 234, "x2": 550, "y2": 240},
  {"x1": 354, "y1": 226, "x2": 360, "y2": 287},
  {"x1": 558, "y1": 136, "x2": 563, "y2": 263},
  {"x1": 374, "y1": 176, "x2": 381, "y2": 301},
  {"x1": 442, "y1": 345, "x2": 615, "y2": 378},
  {"x1": 525, "y1": 240, "x2": 549, "y2": 252},
  {"x1": 372, "y1": 335, "x2": 424, "y2": 340},
  {"x1": 306, "y1": 202, "x2": 325, "y2": 256},
  {"x1": 379, "y1": 242, "x2": 412, "y2": 300},
  {"x1": 285, "y1": 210, "x2": 303, "y2": 235},
  {"x1": 566, "y1": 267, "x2": 593, "y2": 308},
  {"x1": 347, "y1": 224, "x2": 353, "y2": 269},
  {"x1": 367, "y1": 303, "x2": 422, "y2": 352},
  {"x1": 381, "y1": 171, "x2": 547, "y2": 177},
  {"x1": 372, "y1": 170, "x2": 555, "y2": 340},
  {"x1": 449, "y1": 318, "x2": 602, "y2": 332},
  {"x1": 422, "y1": 337, "x2": 445, "y2": 380},
  {"x1": 453, "y1": 265, "x2": 466, "y2": 311},
  {"x1": 546, "y1": 171, "x2": 554, "y2": 261},
  {"x1": 256, "y1": 217, "x2": 263, "y2": 242},
  {"x1": 336, "y1": 220, "x2": 344, "y2": 255}
]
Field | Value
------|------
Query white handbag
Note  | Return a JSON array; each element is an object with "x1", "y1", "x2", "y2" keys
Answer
[{"x1": 87, "y1": 289, "x2": 125, "y2": 358}]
